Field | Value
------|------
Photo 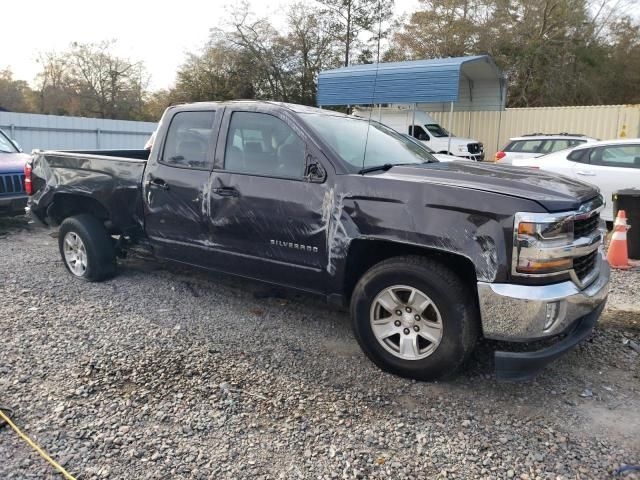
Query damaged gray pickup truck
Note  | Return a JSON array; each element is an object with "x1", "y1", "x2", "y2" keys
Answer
[{"x1": 27, "y1": 101, "x2": 609, "y2": 381}]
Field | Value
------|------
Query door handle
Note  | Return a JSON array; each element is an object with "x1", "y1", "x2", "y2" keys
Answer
[
  {"x1": 212, "y1": 187, "x2": 240, "y2": 198},
  {"x1": 148, "y1": 178, "x2": 169, "y2": 190},
  {"x1": 576, "y1": 170, "x2": 595, "y2": 176}
]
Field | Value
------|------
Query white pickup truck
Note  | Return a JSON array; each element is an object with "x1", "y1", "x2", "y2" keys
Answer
[{"x1": 354, "y1": 107, "x2": 484, "y2": 161}]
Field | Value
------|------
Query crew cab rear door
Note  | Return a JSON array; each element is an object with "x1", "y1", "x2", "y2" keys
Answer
[
  {"x1": 207, "y1": 106, "x2": 331, "y2": 293},
  {"x1": 142, "y1": 108, "x2": 221, "y2": 261}
]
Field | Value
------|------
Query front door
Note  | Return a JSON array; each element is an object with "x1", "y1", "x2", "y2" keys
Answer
[
  {"x1": 207, "y1": 108, "x2": 330, "y2": 292},
  {"x1": 143, "y1": 109, "x2": 219, "y2": 262}
]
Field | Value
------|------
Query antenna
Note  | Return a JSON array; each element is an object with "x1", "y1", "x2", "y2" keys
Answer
[{"x1": 361, "y1": 0, "x2": 384, "y2": 172}]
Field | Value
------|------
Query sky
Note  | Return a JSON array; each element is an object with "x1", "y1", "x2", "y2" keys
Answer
[{"x1": 1, "y1": 0, "x2": 418, "y2": 91}]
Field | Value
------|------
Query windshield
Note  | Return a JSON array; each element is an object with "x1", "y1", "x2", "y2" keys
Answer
[
  {"x1": 0, "y1": 131, "x2": 18, "y2": 154},
  {"x1": 300, "y1": 114, "x2": 436, "y2": 171},
  {"x1": 425, "y1": 124, "x2": 450, "y2": 138}
]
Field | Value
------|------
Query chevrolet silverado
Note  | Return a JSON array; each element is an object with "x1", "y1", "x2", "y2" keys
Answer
[{"x1": 26, "y1": 101, "x2": 610, "y2": 381}]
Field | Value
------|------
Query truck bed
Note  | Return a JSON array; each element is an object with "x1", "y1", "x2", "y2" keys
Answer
[
  {"x1": 63, "y1": 149, "x2": 151, "y2": 161},
  {"x1": 29, "y1": 149, "x2": 149, "y2": 235}
]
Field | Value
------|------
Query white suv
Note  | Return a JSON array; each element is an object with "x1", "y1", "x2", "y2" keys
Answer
[{"x1": 495, "y1": 134, "x2": 597, "y2": 164}]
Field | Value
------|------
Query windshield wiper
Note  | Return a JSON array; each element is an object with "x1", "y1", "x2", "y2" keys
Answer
[
  {"x1": 358, "y1": 162, "x2": 432, "y2": 175},
  {"x1": 358, "y1": 163, "x2": 396, "y2": 174}
]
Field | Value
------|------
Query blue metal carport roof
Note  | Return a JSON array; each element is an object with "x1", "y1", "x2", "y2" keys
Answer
[{"x1": 317, "y1": 55, "x2": 505, "y2": 110}]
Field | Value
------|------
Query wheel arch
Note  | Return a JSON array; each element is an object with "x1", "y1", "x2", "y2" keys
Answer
[
  {"x1": 47, "y1": 193, "x2": 111, "y2": 227},
  {"x1": 342, "y1": 238, "x2": 478, "y2": 303}
]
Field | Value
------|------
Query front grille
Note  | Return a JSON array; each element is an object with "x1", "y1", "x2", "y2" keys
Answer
[
  {"x1": 574, "y1": 213, "x2": 599, "y2": 238},
  {"x1": 467, "y1": 143, "x2": 482, "y2": 154},
  {"x1": 0, "y1": 174, "x2": 25, "y2": 196},
  {"x1": 573, "y1": 250, "x2": 597, "y2": 281}
]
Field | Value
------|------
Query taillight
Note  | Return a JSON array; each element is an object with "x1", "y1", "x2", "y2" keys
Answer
[
  {"x1": 24, "y1": 163, "x2": 32, "y2": 195},
  {"x1": 494, "y1": 151, "x2": 506, "y2": 162}
]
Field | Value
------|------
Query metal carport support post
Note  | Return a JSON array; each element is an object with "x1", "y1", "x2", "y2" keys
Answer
[
  {"x1": 447, "y1": 101, "x2": 453, "y2": 154},
  {"x1": 412, "y1": 103, "x2": 416, "y2": 136}
]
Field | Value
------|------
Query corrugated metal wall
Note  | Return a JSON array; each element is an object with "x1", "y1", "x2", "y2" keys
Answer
[
  {"x1": 427, "y1": 105, "x2": 640, "y2": 160},
  {"x1": 0, "y1": 112, "x2": 157, "y2": 152}
]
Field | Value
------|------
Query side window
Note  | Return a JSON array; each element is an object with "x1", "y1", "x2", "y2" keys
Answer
[
  {"x1": 509, "y1": 140, "x2": 545, "y2": 153},
  {"x1": 590, "y1": 145, "x2": 640, "y2": 168},
  {"x1": 162, "y1": 111, "x2": 215, "y2": 169},
  {"x1": 224, "y1": 112, "x2": 306, "y2": 178},
  {"x1": 539, "y1": 140, "x2": 555, "y2": 154},
  {"x1": 567, "y1": 148, "x2": 590, "y2": 163},
  {"x1": 409, "y1": 125, "x2": 430, "y2": 141},
  {"x1": 547, "y1": 140, "x2": 572, "y2": 152}
]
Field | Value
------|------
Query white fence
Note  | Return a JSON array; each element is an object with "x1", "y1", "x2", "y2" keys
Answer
[
  {"x1": 426, "y1": 104, "x2": 640, "y2": 160},
  {"x1": 0, "y1": 112, "x2": 157, "y2": 152}
]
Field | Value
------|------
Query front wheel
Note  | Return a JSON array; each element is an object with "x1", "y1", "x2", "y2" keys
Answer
[
  {"x1": 58, "y1": 214, "x2": 116, "y2": 282},
  {"x1": 350, "y1": 256, "x2": 478, "y2": 381}
]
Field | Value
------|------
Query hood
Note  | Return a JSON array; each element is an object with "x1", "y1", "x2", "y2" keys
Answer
[
  {"x1": 445, "y1": 137, "x2": 479, "y2": 145},
  {"x1": 377, "y1": 162, "x2": 599, "y2": 212},
  {"x1": 434, "y1": 154, "x2": 470, "y2": 162},
  {"x1": 0, "y1": 152, "x2": 29, "y2": 173}
]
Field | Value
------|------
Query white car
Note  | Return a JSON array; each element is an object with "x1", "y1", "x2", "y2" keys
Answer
[
  {"x1": 509, "y1": 138, "x2": 640, "y2": 222},
  {"x1": 495, "y1": 134, "x2": 597, "y2": 164}
]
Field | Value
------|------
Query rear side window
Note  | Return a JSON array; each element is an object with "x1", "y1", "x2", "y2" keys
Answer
[
  {"x1": 162, "y1": 111, "x2": 216, "y2": 169},
  {"x1": 589, "y1": 145, "x2": 640, "y2": 168},
  {"x1": 223, "y1": 112, "x2": 306, "y2": 179},
  {"x1": 544, "y1": 139, "x2": 584, "y2": 153},
  {"x1": 567, "y1": 148, "x2": 590, "y2": 163},
  {"x1": 505, "y1": 140, "x2": 545, "y2": 153}
]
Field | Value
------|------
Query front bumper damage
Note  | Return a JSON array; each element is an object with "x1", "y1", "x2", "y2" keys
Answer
[{"x1": 477, "y1": 253, "x2": 610, "y2": 381}]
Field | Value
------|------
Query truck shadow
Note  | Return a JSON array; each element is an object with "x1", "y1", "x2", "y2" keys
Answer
[{"x1": 0, "y1": 214, "x2": 31, "y2": 235}]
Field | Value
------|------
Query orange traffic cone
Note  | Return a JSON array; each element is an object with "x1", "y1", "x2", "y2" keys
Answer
[{"x1": 607, "y1": 210, "x2": 631, "y2": 269}]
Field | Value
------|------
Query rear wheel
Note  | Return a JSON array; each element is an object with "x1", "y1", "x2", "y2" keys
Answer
[
  {"x1": 350, "y1": 256, "x2": 478, "y2": 381},
  {"x1": 58, "y1": 214, "x2": 116, "y2": 282}
]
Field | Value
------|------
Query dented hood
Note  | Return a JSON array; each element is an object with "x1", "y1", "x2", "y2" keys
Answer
[{"x1": 377, "y1": 161, "x2": 599, "y2": 212}]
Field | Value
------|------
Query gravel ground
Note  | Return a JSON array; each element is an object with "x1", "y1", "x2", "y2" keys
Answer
[{"x1": 1, "y1": 215, "x2": 639, "y2": 480}]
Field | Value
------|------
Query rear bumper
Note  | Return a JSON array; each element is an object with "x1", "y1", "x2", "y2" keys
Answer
[{"x1": 0, "y1": 195, "x2": 27, "y2": 216}]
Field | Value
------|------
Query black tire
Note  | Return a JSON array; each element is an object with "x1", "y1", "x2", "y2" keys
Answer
[
  {"x1": 350, "y1": 255, "x2": 479, "y2": 381},
  {"x1": 58, "y1": 214, "x2": 116, "y2": 282}
]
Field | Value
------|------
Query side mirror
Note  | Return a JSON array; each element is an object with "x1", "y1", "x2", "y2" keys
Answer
[
  {"x1": 306, "y1": 161, "x2": 326, "y2": 183},
  {"x1": 417, "y1": 133, "x2": 428, "y2": 141}
]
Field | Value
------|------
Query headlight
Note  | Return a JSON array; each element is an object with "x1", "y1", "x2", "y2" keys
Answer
[{"x1": 514, "y1": 215, "x2": 574, "y2": 275}]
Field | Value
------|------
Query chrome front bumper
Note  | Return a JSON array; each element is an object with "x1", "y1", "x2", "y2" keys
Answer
[{"x1": 477, "y1": 252, "x2": 610, "y2": 341}]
